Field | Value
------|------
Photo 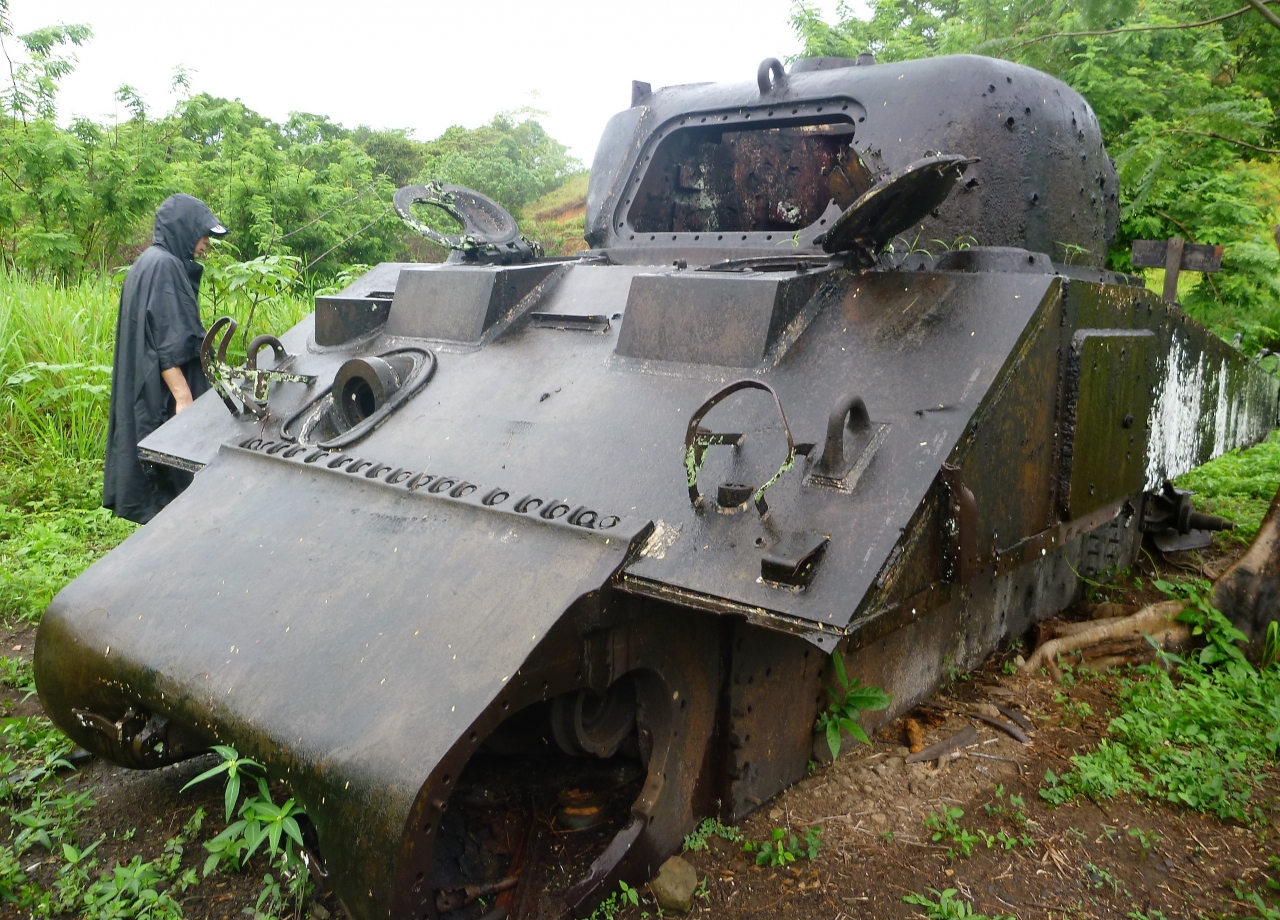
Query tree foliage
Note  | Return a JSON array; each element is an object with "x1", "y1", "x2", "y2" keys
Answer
[
  {"x1": 792, "y1": 0, "x2": 1280, "y2": 346},
  {"x1": 0, "y1": 7, "x2": 578, "y2": 283}
]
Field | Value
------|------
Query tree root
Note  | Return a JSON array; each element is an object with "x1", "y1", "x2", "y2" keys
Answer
[{"x1": 1020, "y1": 600, "x2": 1188, "y2": 675}]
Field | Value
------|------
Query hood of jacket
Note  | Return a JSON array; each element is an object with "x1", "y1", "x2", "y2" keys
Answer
[{"x1": 152, "y1": 194, "x2": 224, "y2": 261}]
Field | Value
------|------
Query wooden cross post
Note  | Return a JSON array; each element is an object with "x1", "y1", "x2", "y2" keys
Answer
[{"x1": 1131, "y1": 237, "x2": 1224, "y2": 304}]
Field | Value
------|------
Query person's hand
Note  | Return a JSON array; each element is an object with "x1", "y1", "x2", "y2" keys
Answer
[{"x1": 173, "y1": 393, "x2": 194, "y2": 414}]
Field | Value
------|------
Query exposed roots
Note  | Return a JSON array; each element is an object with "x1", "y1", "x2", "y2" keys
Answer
[{"x1": 1020, "y1": 600, "x2": 1189, "y2": 675}]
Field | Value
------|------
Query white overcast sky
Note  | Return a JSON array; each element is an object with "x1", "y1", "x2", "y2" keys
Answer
[{"x1": 13, "y1": 0, "x2": 848, "y2": 164}]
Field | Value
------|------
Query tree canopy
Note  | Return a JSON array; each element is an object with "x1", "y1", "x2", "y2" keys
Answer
[
  {"x1": 792, "y1": 0, "x2": 1280, "y2": 346},
  {"x1": 0, "y1": 1, "x2": 579, "y2": 281}
]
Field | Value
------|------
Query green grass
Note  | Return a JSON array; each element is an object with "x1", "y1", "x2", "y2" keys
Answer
[
  {"x1": 1042, "y1": 582, "x2": 1280, "y2": 823},
  {"x1": 520, "y1": 171, "x2": 589, "y2": 224},
  {"x1": 1176, "y1": 430, "x2": 1280, "y2": 541},
  {"x1": 1042, "y1": 655, "x2": 1280, "y2": 822},
  {"x1": 0, "y1": 273, "x2": 118, "y2": 464}
]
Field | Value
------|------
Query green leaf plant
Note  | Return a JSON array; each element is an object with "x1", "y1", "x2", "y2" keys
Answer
[{"x1": 813, "y1": 653, "x2": 891, "y2": 759}]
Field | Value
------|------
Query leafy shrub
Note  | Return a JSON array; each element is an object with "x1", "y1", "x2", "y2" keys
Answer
[{"x1": 1041, "y1": 579, "x2": 1280, "y2": 821}]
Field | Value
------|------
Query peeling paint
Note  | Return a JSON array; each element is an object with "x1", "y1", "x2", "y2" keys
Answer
[
  {"x1": 1146, "y1": 338, "x2": 1269, "y2": 488},
  {"x1": 1145, "y1": 336, "x2": 1205, "y2": 488}
]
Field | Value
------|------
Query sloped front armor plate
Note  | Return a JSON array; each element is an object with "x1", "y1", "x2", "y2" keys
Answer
[{"x1": 35, "y1": 448, "x2": 644, "y2": 920}]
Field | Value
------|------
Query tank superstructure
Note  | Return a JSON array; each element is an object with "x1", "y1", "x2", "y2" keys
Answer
[{"x1": 35, "y1": 54, "x2": 1277, "y2": 920}]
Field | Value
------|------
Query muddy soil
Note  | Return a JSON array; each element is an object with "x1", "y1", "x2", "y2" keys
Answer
[{"x1": 1, "y1": 542, "x2": 1276, "y2": 920}]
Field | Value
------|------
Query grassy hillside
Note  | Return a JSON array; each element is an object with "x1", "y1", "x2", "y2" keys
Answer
[{"x1": 519, "y1": 172, "x2": 590, "y2": 257}]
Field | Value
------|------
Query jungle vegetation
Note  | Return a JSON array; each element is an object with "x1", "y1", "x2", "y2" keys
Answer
[{"x1": 793, "y1": 0, "x2": 1280, "y2": 349}]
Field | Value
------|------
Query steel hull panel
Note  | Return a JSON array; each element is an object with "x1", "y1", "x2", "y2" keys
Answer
[{"x1": 35, "y1": 447, "x2": 641, "y2": 918}]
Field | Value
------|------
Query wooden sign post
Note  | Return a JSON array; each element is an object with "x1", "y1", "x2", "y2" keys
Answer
[{"x1": 1131, "y1": 237, "x2": 1224, "y2": 303}]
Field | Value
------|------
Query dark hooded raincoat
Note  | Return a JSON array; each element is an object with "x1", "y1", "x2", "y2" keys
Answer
[{"x1": 103, "y1": 194, "x2": 223, "y2": 524}]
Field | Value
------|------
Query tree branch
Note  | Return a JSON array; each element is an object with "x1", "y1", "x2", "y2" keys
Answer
[
  {"x1": 1246, "y1": 0, "x2": 1280, "y2": 30},
  {"x1": 305, "y1": 206, "x2": 391, "y2": 269},
  {"x1": 1005, "y1": 2, "x2": 1273, "y2": 51},
  {"x1": 276, "y1": 179, "x2": 381, "y2": 242},
  {"x1": 0, "y1": 164, "x2": 23, "y2": 193},
  {"x1": 1171, "y1": 128, "x2": 1280, "y2": 155},
  {"x1": 0, "y1": 29, "x2": 26, "y2": 126},
  {"x1": 1154, "y1": 209, "x2": 1196, "y2": 242}
]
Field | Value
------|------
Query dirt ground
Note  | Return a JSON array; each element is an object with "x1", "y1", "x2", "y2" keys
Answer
[
  {"x1": 1, "y1": 542, "x2": 1277, "y2": 920},
  {"x1": 663, "y1": 657, "x2": 1279, "y2": 920}
]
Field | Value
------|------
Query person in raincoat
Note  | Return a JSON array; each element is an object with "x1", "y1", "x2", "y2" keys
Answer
[{"x1": 103, "y1": 194, "x2": 227, "y2": 524}]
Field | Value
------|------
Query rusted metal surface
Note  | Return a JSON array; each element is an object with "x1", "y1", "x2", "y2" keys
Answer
[
  {"x1": 393, "y1": 182, "x2": 542, "y2": 265},
  {"x1": 199, "y1": 316, "x2": 317, "y2": 419},
  {"x1": 35, "y1": 53, "x2": 1280, "y2": 920}
]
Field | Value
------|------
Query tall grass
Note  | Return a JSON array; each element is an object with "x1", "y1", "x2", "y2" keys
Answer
[
  {"x1": 0, "y1": 270, "x2": 314, "y2": 624},
  {"x1": 0, "y1": 273, "x2": 118, "y2": 464},
  {"x1": 0, "y1": 271, "x2": 316, "y2": 465}
]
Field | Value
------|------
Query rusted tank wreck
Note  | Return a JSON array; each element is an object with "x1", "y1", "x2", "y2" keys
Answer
[{"x1": 35, "y1": 53, "x2": 1278, "y2": 919}]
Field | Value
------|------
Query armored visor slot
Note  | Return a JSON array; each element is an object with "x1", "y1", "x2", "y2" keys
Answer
[
  {"x1": 625, "y1": 114, "x2": 868, "y2": 238},
  {"x1": 529, "y1": 312, "x2": 612, "y2": 333}
]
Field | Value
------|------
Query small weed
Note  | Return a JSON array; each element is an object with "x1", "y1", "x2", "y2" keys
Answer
[
  {"x1": 742, "y1": 826, "x2": 822, "y2": 867},
  {"x1": 1084, "y1": 862, "x2": 1126, "y2": 896},
  {"x1": 0, "y1": 656, "x2": 35, "y2": 698},
  {"x1": 1052, "y1": 692, "x2": 1094, "y2": 721},
  {"x1": 1127, "y1": 827, "x2": 1161, "y2": 850},
  {"x1": 1001, "y1": 659, "x2": 1018, "y2": 676},
  {"x1": 903, "y1": 887, "x2": 1013, "y2": 919},
  {"x1": 813, "y1": 654, "x2": 889, "y2": 759},
  {"x1": 1263, "y1": 621, "x2": 1280, "y2": 668},
  {"x1": 80, "y1": 856, "x2": 188, "y2": 919},
  {"x1": 977, "y1": 828, "x2": 1033, "y2": 850},
  {"x1": 589, "y1": 880, "x2": 641, "y2": 920},
  {"x1": 943, "y1": 655, "x2": 972, "y2": 684},
  {"x1": 182, "y1": 743, "x2": 264, "y2": 822},
  {"x1": 683, "y1": 817, "x2": 742, "y2": 852},
  {"x1": 1057, "y1": 661, "x2": 1077, "y2": 688},
  {"x1": 923, "y1": 807, "x2": 980, "y2": 858},
  {"x1": 199, "y1": 775, "x2": 307, "y2": 876},
  {"x1": 1242, "y1": 890, "x2": 1280, "y2": 920}
]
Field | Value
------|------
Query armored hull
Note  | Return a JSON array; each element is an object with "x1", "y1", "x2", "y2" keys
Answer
[{"x1": 36, "y1": 54, "x2": 1278, "y2": 919}]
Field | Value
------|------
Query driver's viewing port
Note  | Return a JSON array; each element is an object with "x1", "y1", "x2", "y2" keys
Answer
[{"x1": 627, "y1": 116, "x2": 871, "y2": 235}]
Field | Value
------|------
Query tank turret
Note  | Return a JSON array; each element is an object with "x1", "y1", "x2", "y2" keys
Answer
[{"x1": 35, "y1": 55, "x2": 1276, "y2": 920}]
